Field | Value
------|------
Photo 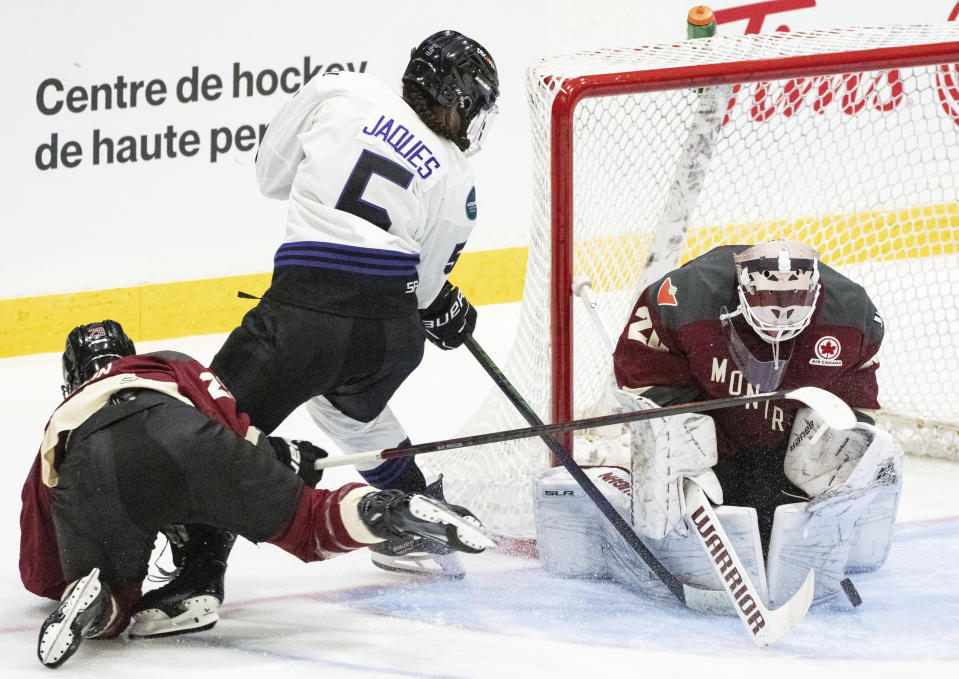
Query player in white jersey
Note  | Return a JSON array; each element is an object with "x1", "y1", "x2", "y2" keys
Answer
[{"x1": 128, "y1": 30, "x2": 500, "y2": 638}]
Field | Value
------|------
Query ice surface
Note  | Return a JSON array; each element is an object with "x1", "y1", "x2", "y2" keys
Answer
[{"x1": 2, "y1": 303, "x2": 956, "y2": 677}]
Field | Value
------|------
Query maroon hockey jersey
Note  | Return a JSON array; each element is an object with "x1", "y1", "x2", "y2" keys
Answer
[
  {"x1": 20, "y1": 351, "x2": 254, "y2": 600},
  {"x1": 613, "y1": 245, "x2": 884, "y2": 461}
]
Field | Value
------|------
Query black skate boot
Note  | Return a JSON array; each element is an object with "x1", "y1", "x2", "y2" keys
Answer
[
  {"x1": 129, "y1": 525, "x2": 235, "y2": 639},
  {"x1": 363, "y1": 477, "x2": 494, "y2": 578},
  {"x1": 38, "y1": 568, "x2": 116, "y2": 668}
]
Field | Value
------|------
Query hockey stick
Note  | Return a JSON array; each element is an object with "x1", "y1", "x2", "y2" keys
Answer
[
  {"x1": 573, "y1": 278, "x2": 816, "y2": 646},
  {"x1": 462, "y1": 335, "x2": 837, "y2": 647},
  {"x1": 684, "y1": 481, "x2": 813, "y2": 645},
  {"x1": 460, "y1": 334, "x2": 703, "y2": 608},
  {"x1": 313, "y1": 384, "x2": 854, "y2": 470}
]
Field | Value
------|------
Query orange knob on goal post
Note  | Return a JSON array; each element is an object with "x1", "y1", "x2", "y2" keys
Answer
[{"x1": 687, "y1": 5, "x2": 717, "y2": 38}]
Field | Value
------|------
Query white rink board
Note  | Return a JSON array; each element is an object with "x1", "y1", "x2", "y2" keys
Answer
[{"x1": 5, "y1": 0, "x2": 959, "y2": 297}]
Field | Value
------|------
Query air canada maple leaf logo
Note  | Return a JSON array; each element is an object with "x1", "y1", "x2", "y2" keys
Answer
[
  {"x1": 815, "y1": 336, "x2": 840, "y2": 359},
  {"x1": 657, "y1": 277, "x2": 678, "y2": 306},
  {"x1": 810, "y1": 335, "x2": 843, "y2": 367}
]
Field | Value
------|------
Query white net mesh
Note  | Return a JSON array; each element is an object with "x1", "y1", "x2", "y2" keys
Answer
[{"x1": 422, "y1": 25, "x2": 959, "y2": 539}]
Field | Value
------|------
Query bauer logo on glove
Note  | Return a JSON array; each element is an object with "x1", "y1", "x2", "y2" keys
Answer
[{"x1": 419, "y1": 281, "x2": 477, "y2": 350}]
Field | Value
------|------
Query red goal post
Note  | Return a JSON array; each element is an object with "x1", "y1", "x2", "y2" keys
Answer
[
  {"x1": 549, "y1": 30, "x2": 959, "y2": 451},
  {"x1": 423, "y1": 25, "x2": 959, "y2": 540}
]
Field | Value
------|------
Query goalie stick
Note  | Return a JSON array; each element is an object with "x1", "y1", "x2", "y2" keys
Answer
[
  {"x1": 311, "y1": 352, "x2": 846, "y2": 643},
  {"x1": 311, "y1": 336, "x2": 842, "y2": 644},
  {"x1": 572, "y1": 278, "x2": 817, "y2": 646},
  {"x1": 312, "y1": 384, "x2": 854, "y2": 470},
  {"x1": 460, "y1": 334, "x2": 717, "y2": 613}
]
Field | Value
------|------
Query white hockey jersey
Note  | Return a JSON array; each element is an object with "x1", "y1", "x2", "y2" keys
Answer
[{"x1": 256, "y1": 72, "x2": 478, "y2": 317}]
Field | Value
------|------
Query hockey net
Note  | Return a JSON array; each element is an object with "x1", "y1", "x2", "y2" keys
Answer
[{"x1": 421, "y1": 25, "x2": 959, "y2": 540}]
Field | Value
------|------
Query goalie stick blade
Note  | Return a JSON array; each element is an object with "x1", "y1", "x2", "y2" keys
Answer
[
  {"x1": 684, "y1": 482, "x2": 814, "y2": 647},
  {"x1": 760, "y1": 568, "x2": 815, "y2": 646},
  {"x1": 784, "y1": 386, "x2": 856, "y2": 431},
  {"x1": 681, "y1": 585, "x2": 745, "y2": 615}
]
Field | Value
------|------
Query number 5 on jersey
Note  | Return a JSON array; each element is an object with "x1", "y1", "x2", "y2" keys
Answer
[{"x1": 336, "y1": 149, "x2": 413, "y2": 230}]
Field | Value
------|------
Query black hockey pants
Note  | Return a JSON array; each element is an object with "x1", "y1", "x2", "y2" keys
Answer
[
  {"x1": 210, "y1": 296, "x2": 425, "y2": 434},
  {"x1": 50, "y1": 392, "x2": 303, "y2": 585}
]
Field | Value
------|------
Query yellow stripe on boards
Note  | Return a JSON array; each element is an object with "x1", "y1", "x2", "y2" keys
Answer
[
  {"x1": 576, "y1": 203, "x2": 959, "y2": 293},
  {"x1": 2, "y1": 200, "x2": 954, "y2": 361},
  {"x1": 0, "y1": 247, "x2": 529, "y2": 359},
  {"x1": 448, "y1": 245, "x2": 528, "y2": 305},
  {"x1": 0, "y1": 273, "x2": 272, "y2": 359},
  {"x1": 680, "y1": 203, "x2": 959, "y2": 266}
]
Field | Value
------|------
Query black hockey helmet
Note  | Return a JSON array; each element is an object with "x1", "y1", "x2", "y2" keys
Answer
[
  {"x1": 403, "y1": 30, "x2": 499, "y2": 155},
  {"x1": 62, "y1": 319, "x2": 136, "y2": 396}
]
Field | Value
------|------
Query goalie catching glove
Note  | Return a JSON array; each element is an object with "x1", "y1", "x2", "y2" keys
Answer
[{"x1": 419, "y1": 281, "x2": 476, "y2": 350}]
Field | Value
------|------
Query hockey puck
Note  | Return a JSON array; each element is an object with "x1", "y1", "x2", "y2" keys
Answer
[{"x1": 840, "y1": 577, "x2": 862, "y2": 607}]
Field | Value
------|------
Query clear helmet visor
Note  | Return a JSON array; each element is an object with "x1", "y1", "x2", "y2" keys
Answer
[
  {"x1": 463, "y1": 103, "x2": 498, "y2": 157},
  {"x1": 720, "y1": 306, "x2": 794, "y2": 392}
]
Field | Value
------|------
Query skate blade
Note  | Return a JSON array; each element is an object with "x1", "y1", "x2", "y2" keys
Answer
[
  {"x1": 370, "y1": 550, "x2": 466, "y2": 579},
  {"x1": 129, "y1": 595, "x2": 219, "y2": 639},
  {"x1": 408, "y1": 496, "x2": 497, "y2": 550},
  {"x1": 38, "y1": 568, "x2": 102, "y2": 668}
]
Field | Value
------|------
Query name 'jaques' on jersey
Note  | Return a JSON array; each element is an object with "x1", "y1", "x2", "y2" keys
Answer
[
  {"x1": 256, "y1": 72, "x2": 477, "y2": 314},
  {"x1": 613, "y1": 245, "x2": 885, "y2": 459}
]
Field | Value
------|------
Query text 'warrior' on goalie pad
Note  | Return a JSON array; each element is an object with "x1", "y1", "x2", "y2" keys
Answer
[
  {"x1": 766, "y1": 407, "x2": 903, "y2": 605},
  {"x1": 533, "y1": 466, "x2": 767, "y2": 615},
  {"x1": 616, "y1": 390, "x2": 722, "y2": 540}
]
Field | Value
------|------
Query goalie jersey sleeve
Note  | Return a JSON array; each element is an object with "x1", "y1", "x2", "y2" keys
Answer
[
  {"x1": 612, "y1": 245, "x2": 884, "y2": 457},
  {"x1": 19, "y1": 352, "x2": 258, "y2": 600},
  {"x1": 255, "y1": 72, "x2": 478, "y2": 317}
]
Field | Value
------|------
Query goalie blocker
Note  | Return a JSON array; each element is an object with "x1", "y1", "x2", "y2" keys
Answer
[{"x1": 532, "y1": 400, "x2": 902, "y2": 612}]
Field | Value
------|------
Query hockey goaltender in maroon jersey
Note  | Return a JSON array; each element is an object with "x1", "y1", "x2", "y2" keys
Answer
[{"x1": 613, "y1": 243, "x2": 884, "y2": 499}]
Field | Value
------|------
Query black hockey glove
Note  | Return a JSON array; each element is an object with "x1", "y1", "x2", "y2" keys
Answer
[
  {"x1": 419, "y1": 281, "x2": 477, "y2": 350},
  {"x1": 267, "y1": 437, "x2": 327, "y2": 487}
]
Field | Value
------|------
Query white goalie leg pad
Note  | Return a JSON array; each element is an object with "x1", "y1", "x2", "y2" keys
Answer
[
  {"x1": 767, "y1": 494, "x2": 873, "y2": 607},
  {"x1": 844, "y1": 427, "x2": 903, "y2": 573},
  {"x1": 533, "y1": 465, "x2": 629, "y2": 579},
  {"x1": 615, "y1": 390, "x2": 722, "y2": 540},
  {"x1": 533, "y1": 466, "x2": 767, "y2": 614},
  {"x1": 613, "y1": 503, "x2": 768, "y2": 613},
  {"x1": 305, "y1": 396, "x2": 408, "y2": 461},
  {"x1": 768, "y1": 410, "x2": 904, "y2": 604}
]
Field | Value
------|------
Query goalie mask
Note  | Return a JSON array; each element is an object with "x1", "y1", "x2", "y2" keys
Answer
[
  {"x1": 403, "y1": 30, "x2": 499, "y2": 156},
  {"x1": 62, "y1": 320, "x2": 136, "y2": 397},
  {"x1": 718, "y1": 241, "x2": 820, "y2": 391},
  {"x1": 734, "y1": 240, "x2": 821, "y2": 344}
]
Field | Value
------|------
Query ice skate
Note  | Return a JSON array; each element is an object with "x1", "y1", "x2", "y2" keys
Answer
[
  {"x1": 129, "y1": 526, "x2": 234, "y2": 639},
  {"x1": 362, "y1": 478, "x2": 494, "y2": 578},
  {"x1": 38, "y1": 568, "x2": 115, "y2": 668}
]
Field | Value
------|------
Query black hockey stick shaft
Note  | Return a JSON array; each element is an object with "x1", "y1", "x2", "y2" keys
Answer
[
  {"x1": 463, "y1": 335, "x2": 690, "y2": 603},
  {"x1": 316, "y1": 385, "x2": 810, "y2": 466}
]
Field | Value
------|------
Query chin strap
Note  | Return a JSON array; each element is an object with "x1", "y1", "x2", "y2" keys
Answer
[
  {"x1": 771, "y1": 331, "x2": 783, "y2": 370},
  {"x1": 719, "y1": 305, "x2": 794, "y2": 389}
]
